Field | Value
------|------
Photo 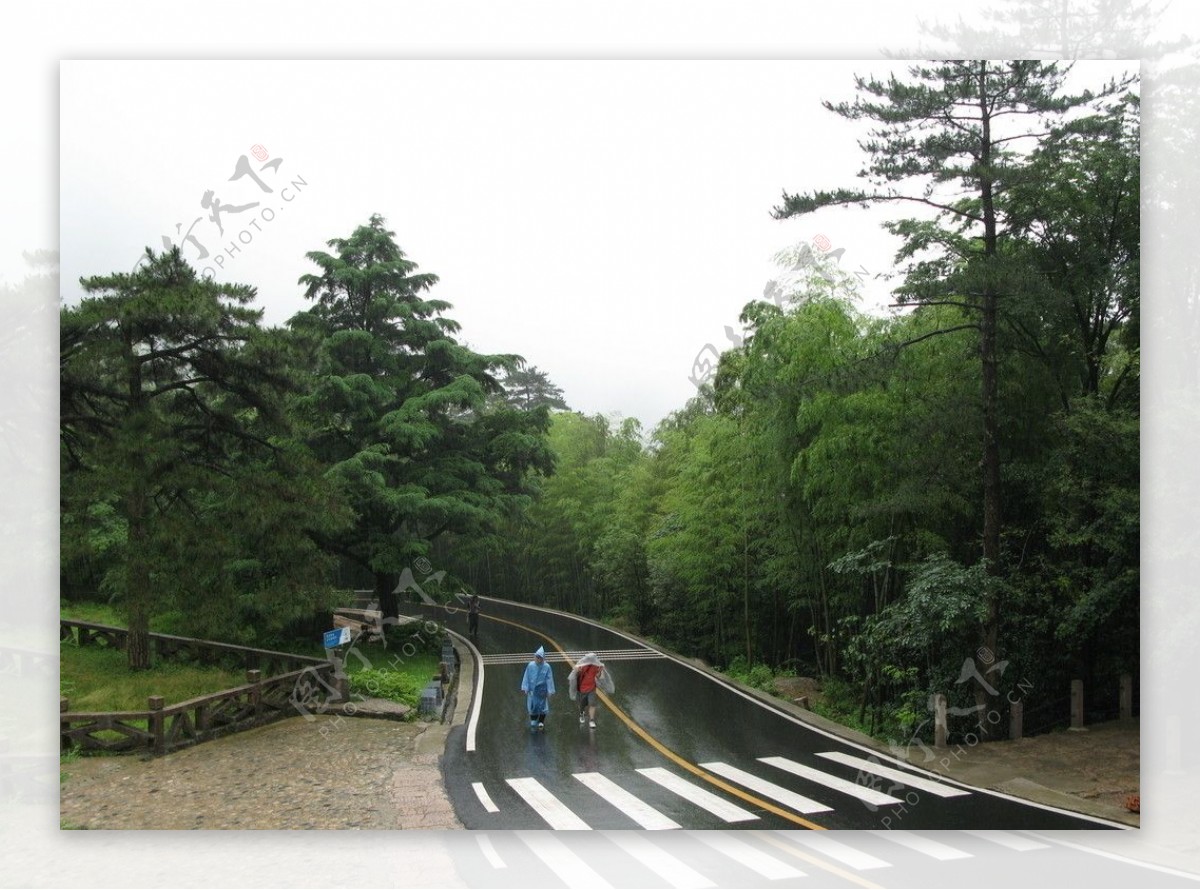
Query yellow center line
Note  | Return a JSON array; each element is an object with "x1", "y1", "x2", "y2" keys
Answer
[{"x1": 487, "y1": 614, "x2": 827, "y2": 831}]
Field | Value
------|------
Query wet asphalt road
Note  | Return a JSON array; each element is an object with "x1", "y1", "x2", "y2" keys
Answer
[{"x1": 417, "y1": 597, "x2": 1126, "y2": 832}]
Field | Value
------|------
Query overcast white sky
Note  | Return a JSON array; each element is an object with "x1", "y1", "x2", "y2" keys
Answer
[
  {"x1": 58, "y1": 59, "x2": 1135, "y2": 430},
  {"x1": 6, "y1": 1, "x2": 1200, "y2": 884}
]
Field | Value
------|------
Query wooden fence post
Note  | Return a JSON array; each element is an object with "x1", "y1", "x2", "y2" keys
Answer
[
  {"x1": 1120, "y1": 674, "x2": 1133, "y2": 721},
  {"x1": 60, "y1": 698, "x2": 70, "y2": 751},
  {"x1": 1009, "y1": 699, "x2": 1023, "y2": 740},
  {"x1": 247, "y1": 669, "x2": 262, "y2": 718},
  {"x1": 933, "y1": 693, "x2": 948, "y2": 748},
  {"x1": 149, "y1": 696, "x2": 165, "y2": 755},
  {"x1": 1070, "y1": 679, "x2": 1085, "y2": 729}
]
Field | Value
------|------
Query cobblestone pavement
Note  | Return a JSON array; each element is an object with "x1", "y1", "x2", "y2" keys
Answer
[{"x1": 59, "y1": 714, "x2": 462, "y2": 830}]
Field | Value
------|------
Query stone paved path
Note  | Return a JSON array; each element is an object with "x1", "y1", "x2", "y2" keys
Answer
[{"x1": 59, "y1": 714, "x2": 462, "y2": 830}]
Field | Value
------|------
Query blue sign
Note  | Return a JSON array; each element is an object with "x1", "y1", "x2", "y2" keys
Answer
[{"x1": 323, "y1": 627, "x2": 351, "y2": 649}]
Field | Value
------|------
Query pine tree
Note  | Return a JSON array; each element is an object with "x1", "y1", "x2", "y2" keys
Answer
[
  {"x1": 290, "y1": 215, "x2": 554, "y2": 617},
  {"x1": 62, "y1": 247, "x2": 301, "y2": 668},
  {"x1": 773, "y1": 61, "x2": 1133, "y2": 722}
]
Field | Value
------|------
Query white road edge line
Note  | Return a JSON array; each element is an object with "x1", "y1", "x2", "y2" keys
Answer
[
  {"x1": 1021, "y1": 832, "x2": 1200, "y2": 881},
  {"x1": 444, "y1": 627, "x2": 484, "y2": 753}
]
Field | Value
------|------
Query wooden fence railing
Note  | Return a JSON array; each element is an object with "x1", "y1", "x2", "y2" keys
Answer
[
  {"x1": 60, "y1": 620, "x2": 322, "y2": 677},
  {"x1": 60, "y1": 620, "x2": 343, "y2": 756}
]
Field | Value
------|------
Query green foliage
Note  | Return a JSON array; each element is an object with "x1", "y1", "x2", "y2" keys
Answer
[
  {"x1": 347, "y1": 667, "x2": 425, "y2": 706},
  {"x1": 58, "y1": 76, "x2": 1138, "y2": 745},
  {"x1": 289, "y1": 215, "x2": 554, "y2": 614},
  {"x1": 61, "y1": 247, "x2": 344, "y2": 665},
  {"x1": 723, "y1": 656, "x2": 779, "y2": 694},
  {"x1": 336, "y1": 639, "x2": 442, "y2": 710}
]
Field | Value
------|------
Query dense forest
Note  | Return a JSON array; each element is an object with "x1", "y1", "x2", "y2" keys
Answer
[{"x1": 61, "y1": 62, "x2": 1139, "y2": 746}]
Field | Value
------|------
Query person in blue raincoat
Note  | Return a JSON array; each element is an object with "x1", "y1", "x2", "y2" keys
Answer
[{"x1": 520, "y1": 645, "x2": 555, "y2": 729}]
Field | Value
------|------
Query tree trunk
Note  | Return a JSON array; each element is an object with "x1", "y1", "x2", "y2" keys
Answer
[
  {"x1": 124, "y1": 343, "x2": 152, "y2": 671},
  {"x1": 975, "y1": 70, "x2": 1003, "y2": 730},
  {"x1": 377, "y1": 571, "x2": 399, "y2": 620}
]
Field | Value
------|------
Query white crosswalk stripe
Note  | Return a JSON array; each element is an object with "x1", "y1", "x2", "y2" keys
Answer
[
  {"x1": 481, "y1": 648, "x2": 666, "y2": 665},
  {"x1": 760, "y1": 755, "x2": 906, "y2": 807},
  {"x1": 574, "y1": 772, "x2": 680, "y2": 829},
  {"x1": 773, "y1": 830, "x2": 893, "y2": 870},
  {"x1": 636, "y1": 767, "x2": 760, "y2": 823},
  {"x1": 616, "y1": 832, "x2": 717, "y2": 888},
  {"x1": 472, "y1": 781, "x2": 499, "y2": 813},
  {"x1": 506, "y1": 777, "x2": 591, "y2": 830},
  {"x1": 961, "y1": 829, "x2": 1050, "y2": 851},
  {"x1": 689, "y1": 830, "x2": 806, "y2": 880},
  {"x1": 515, "y1": 831, "x2": 612, "y2": 889},
  {"x1": 816, "y1": 751, "x2": 972, "y2": 798},
  {"x1": 870, "y1": 830, "x2": 973, "y2": 860},
  {"x1": 475, "y1": 834, "x2": 506, "y2": 869},
  {"x1": 701, "y1": 761, "x2": 833, "y2": 814}
]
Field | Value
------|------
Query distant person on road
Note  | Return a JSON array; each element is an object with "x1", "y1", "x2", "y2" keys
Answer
[
  {"x1": 520, "y1": 645, "x2": 555, "y2": 730},
  {"x1": 467, "y1": 594, "x2": 480, "y2": 637},
  {"x1": 568, "y1": 652, "x2": 608, "y2": 729}
]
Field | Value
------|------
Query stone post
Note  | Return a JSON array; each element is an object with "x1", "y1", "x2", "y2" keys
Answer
[
  {"x1": 247, "y1": 669, "x2": 262, "y2": 718},
  {"x1": 1009, "y1": 699, "x2": 1023, "y2": 740},
  {"x1": 1120, "y1": 674, "x2": 1133, "y2": 721},
  {"x1": 60, "y1": 698, "x2": 70, "y2": 751},
  {"x1": 1071, "y1": 679, "x2": 1084, "y2": 729},
  {"x1": 149, "y1": 695, "x2": 165, "y2": 755},
  {"x1": 933, "y1": 693, "x2": 948, "y2": 748}
]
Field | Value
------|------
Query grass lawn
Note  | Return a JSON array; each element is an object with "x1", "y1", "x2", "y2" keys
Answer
[
  {"x1": 60, "y1": 642, "x2": 247, "y2": 712},
  {"x1": 60, "y1": 601, "x2": 129, "y2": 628},
  {"x1": 61, "y1": 603, "x2": 449, "y2": 717}
]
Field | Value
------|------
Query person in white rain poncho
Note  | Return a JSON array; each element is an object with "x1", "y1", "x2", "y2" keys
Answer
[
  {"x1": 520, "y1": 646, "x2": 555, "y2": 729},
  {"x1": 568, "y1": 652, "x2": 614, "y2": 729}
]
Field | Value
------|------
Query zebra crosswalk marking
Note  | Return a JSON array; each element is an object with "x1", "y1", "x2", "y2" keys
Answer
[
  {"x1": 870, "y1": 830, "x2": 973, "y2": 860},
  {"x1": 774, "y1": 830, "x2": 893, "y2": 870},
  {"x1": 636, "y1": 767, "x2": 759, "y2": 823},
  {"x1": 701, "y1": 761, "x2": 833, "y2": 815},
  {"x1": 506, "y1": 777, "x2": 591, "y2": 830},
  {"x1": 759, "y1": 755, "x2": 906, "y2": 807},
  {"x1": 615, "y1": 831, "x2": 717, "y2": 889},
  {"x1": 515, "y1": 831, "x2": 612, "y2": 888},
  {"x1": 475, "y1": 834, "x2": 506, "y2": 869},
  {"x1": 574, "y1": 772, "x2": 680, "y2": 829},
  {"x1": 816, "y1": 751, "x2": 972, "y2": 798},
  {"x1": 961, "y1": 829, "x2": 1050, "y2": 851},
  {"x1": 689, "y1": 830, "x2": 806, "y2": 880},
  {"x1": 480, "y1": 648, "x2": 665, "y2": 665},
  {"x1": 472, "y1": 781, "x2": 499, "y2": 813}
]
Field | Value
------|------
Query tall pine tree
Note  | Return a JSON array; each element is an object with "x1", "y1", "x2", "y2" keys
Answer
[
  {"x1": 773, "y1": 61, "x2": 1133, "y2": 723},
  {"x1": 290, "y1": 215, "x2": 554, "y2": 617}
]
